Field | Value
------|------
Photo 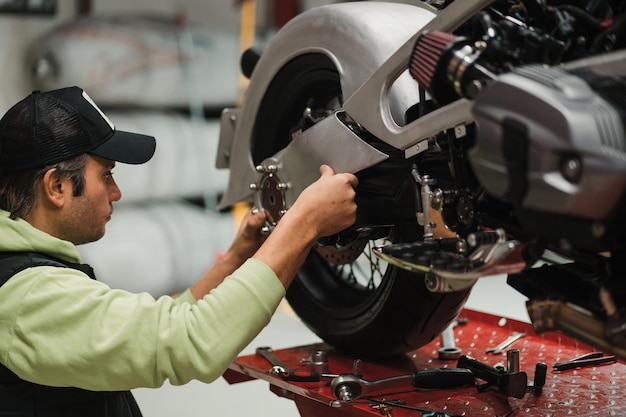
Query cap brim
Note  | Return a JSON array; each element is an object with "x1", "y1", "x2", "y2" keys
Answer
[{"x1": 89, "y1": 130, "x2": 156, "y2": 164}]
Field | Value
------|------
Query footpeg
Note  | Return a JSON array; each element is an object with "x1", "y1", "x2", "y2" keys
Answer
[
  {"x1": 373, "y1": 230, "x2": 527, "y2": 282},
  {"x1": 374, "y1": 238, "x2": 471, "y2": 273}
]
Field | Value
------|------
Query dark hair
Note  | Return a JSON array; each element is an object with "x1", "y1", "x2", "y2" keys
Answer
[{"x1": 0, "y1": 153, "x2": 89, "y2": 219}]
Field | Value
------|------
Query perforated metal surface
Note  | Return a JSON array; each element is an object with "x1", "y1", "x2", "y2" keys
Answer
[{"x1": 224, "y1": 309, "x2": 624, "y2": 416}]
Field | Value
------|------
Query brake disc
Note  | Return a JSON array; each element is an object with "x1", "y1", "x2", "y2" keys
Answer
[{"x1": 315, "y1": 239, "x2": 368, "y2": 265}]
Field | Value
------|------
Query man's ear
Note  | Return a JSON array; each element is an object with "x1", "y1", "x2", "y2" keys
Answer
[{"x1": 41, "y1": 168, "x2": 67, "y2": 208}]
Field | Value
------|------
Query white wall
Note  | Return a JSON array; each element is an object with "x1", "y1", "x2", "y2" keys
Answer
[
  {"x1": 90, "y1": 0, "x2": 242, "y2": 31},
  {"x1": 0, "y1": 2, "x2": 75, "y2": 112},
  {"x1": 0, "y1": 0, "x2": 262, "y2": 113}
]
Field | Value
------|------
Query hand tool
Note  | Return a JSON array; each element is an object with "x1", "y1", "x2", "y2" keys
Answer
[
  {"x1": 255, "y1": 346, "x2": 323, "y2": 382},
  {"x1": 330, "y1": 368, "x2": 475, "y2": 401},
  {"x1": 485, "y1": 331, "x2": 526, "y2": 355},
  {"x1": 299, "y1": 350, "x2": 329, "y2": 375},
  {"x1": 506, "y1": 349, "x2": 520, "y2": 373},
  {"x1": 552, "y1": 351, "x2": 617, "y2": 371},
  {"x1": 457, "y1": 355, "x2": 528, "y2": 399},
  {"x1": 438, "y1": 318, "x2": 467, "y2": 360},
  {"x1": 529, "y1": 362, "x2": 547, "y2": 395}
]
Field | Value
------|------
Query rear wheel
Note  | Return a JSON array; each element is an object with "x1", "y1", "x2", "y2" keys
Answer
[{"x1": 251, "y1": 53, "x2": 472, "y2": 355}]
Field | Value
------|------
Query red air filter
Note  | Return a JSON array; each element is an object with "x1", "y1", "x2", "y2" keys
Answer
[{"x1": 410, "y1": 31, "x2": 457, "y2": 90}]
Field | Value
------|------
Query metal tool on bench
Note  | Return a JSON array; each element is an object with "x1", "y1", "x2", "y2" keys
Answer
[
  {"x1": 553, "y1": 352, "x2": 617, "y2": 371},
  {"x1": 300, "y1": 350, "x2": 330, "y2": 375},
  {"x1": 529, "y1": 362, "x2": 547, "y2": 395},
  {"x1": 256, "y1": 346, "x2": 327, "y2": 382},
  {"x1": 457, "y1": 355, "x2": 528, "y2": 398},
  {"x1": 330, "y1": 368, "x2": 475, "y2": 402},
  {"x1": 485, "y1": 331, "x2": 526, "y2": 355},
  {"x1": 438, "y1": 318, "x2": 467, "y2": 360}
]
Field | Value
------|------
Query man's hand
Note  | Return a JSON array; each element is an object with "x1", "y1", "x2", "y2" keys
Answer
[
  {"x1": 288, "y1": 164, "x2": 358, "y2": 240},
  {"x1": 227, "y1": 207, "x2": 267, "y2": 265},
  {"x1": 253, "y1": 164, "x2": 358, "y2": 288}
]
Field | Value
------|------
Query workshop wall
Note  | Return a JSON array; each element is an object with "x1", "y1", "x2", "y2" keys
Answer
[
  {"x1": 0, "y1": 0, "x2": 247, "y2": 113},
  {"x1": 0, "y1": 0, "x2": 254, "y2": 296}
]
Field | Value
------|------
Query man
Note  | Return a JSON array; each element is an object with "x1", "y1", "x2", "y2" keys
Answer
[{"x1": 0, "y1": 87, "x2": 358, "y2": 416}]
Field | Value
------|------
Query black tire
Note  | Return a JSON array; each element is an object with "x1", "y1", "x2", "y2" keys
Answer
[{"x1": 250, "y1": 53, "x2": 473, "y2": 355}]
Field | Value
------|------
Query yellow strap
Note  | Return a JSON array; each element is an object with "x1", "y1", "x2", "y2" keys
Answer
[
  {"x1": 237, "y1": 0, "x2": 256, "y2": 107},
  {"x1": 233, "y1": 0, "x2": 257, "y2": 227}
]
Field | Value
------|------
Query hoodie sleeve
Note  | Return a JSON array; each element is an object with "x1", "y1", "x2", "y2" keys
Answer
[{"x1": 0, "y1": 258, "x2": 285, "y2": 391}]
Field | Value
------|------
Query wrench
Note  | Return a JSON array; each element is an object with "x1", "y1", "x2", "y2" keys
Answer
[
  {"x1": 438, "y1": 318, "x2": 466, "y2": 360},
  {"x1": 256, "y1": 346, "x2": 287, "y2": 375},
  {"x1": 256, "y1": 346, "x2": 322, "y2": 381},
  {"x1": 485, "y1": 331, "x2": 526, "y2": 355}
]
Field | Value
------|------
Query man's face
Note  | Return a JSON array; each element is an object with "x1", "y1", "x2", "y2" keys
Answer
[{"x1": 59, "y1": 156, "x2": 121, "y2": 245}]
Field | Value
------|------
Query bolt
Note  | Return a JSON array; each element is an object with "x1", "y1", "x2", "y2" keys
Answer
[
  {"x1": 352, "y1": 359, "x2": 362, "y2": 376},
  {"x1": 336, "y1": 385, "x2": 352, "y2": 402},
  {"x1": 561, "y1": 156, "x2": 582, "y2": 183},
  {"x1": 454, "y1": 124, "x2": 467, "y2": 138},
  {"x1": 592, "y1": 222, "x2": 605, "y2": 238},
  {"x1": 432, "y1": 188, "x2": 443, "y2": 207}
]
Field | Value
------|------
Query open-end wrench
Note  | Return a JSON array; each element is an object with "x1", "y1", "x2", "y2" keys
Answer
[
  {"x1": 485, "y1": 331, "x2": 526, "y2": 355},
  {"x1": 256, "y1": 346, "x2": 288, "y2": 375},
  {"x1": 438, "y1": 318, "x2": 467, "y2": 360},
  {"x1": 256, "y1": 346, "x2": 323, "y2": 382}
]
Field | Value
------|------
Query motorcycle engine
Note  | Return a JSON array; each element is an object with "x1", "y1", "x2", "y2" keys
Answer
[{"x1": 470, "y1": 65, "x2": 626, "y2": 251}]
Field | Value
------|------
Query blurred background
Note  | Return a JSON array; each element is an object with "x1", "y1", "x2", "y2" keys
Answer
[{"x1": 0, "y1": 1, "x2": 528, "y2": 415}]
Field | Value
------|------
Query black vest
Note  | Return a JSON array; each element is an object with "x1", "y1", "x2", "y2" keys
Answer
[{"x1": 0, "y1": 252, "x2": 143, "y2": 417}]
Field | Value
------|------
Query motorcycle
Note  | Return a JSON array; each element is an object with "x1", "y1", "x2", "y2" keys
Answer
[{"x1": 216, "y1": 0, "x2": 626, "y2": 358}]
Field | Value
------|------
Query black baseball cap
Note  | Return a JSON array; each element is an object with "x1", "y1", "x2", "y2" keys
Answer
[{"x1": 0, "y1": 86, "x2": 156, "y2": 173}]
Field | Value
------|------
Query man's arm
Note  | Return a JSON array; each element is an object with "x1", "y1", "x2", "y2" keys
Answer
[
  {"x1": 253, "y1": 164, "x2": 358, "y2": 288},
  {"x1": 190, "y1": 164, "x2": 357, "y2": 298},
  {"x1": 189, "y1": 208, "x2": 267, "y2": 299}
]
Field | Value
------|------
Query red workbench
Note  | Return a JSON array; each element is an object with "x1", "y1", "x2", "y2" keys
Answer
[{"x1": 223, "y1": 309, "x2": 624, "y2": 416}]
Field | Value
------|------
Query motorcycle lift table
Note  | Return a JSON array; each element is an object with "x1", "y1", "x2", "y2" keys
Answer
[{"x1": 223, "y1": 309, "x2": 625, "y2": 417}]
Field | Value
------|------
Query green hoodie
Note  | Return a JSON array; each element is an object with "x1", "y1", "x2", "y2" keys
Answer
[{"x1": 0, "y1": 209, "x2": 285, "y2": 391}]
